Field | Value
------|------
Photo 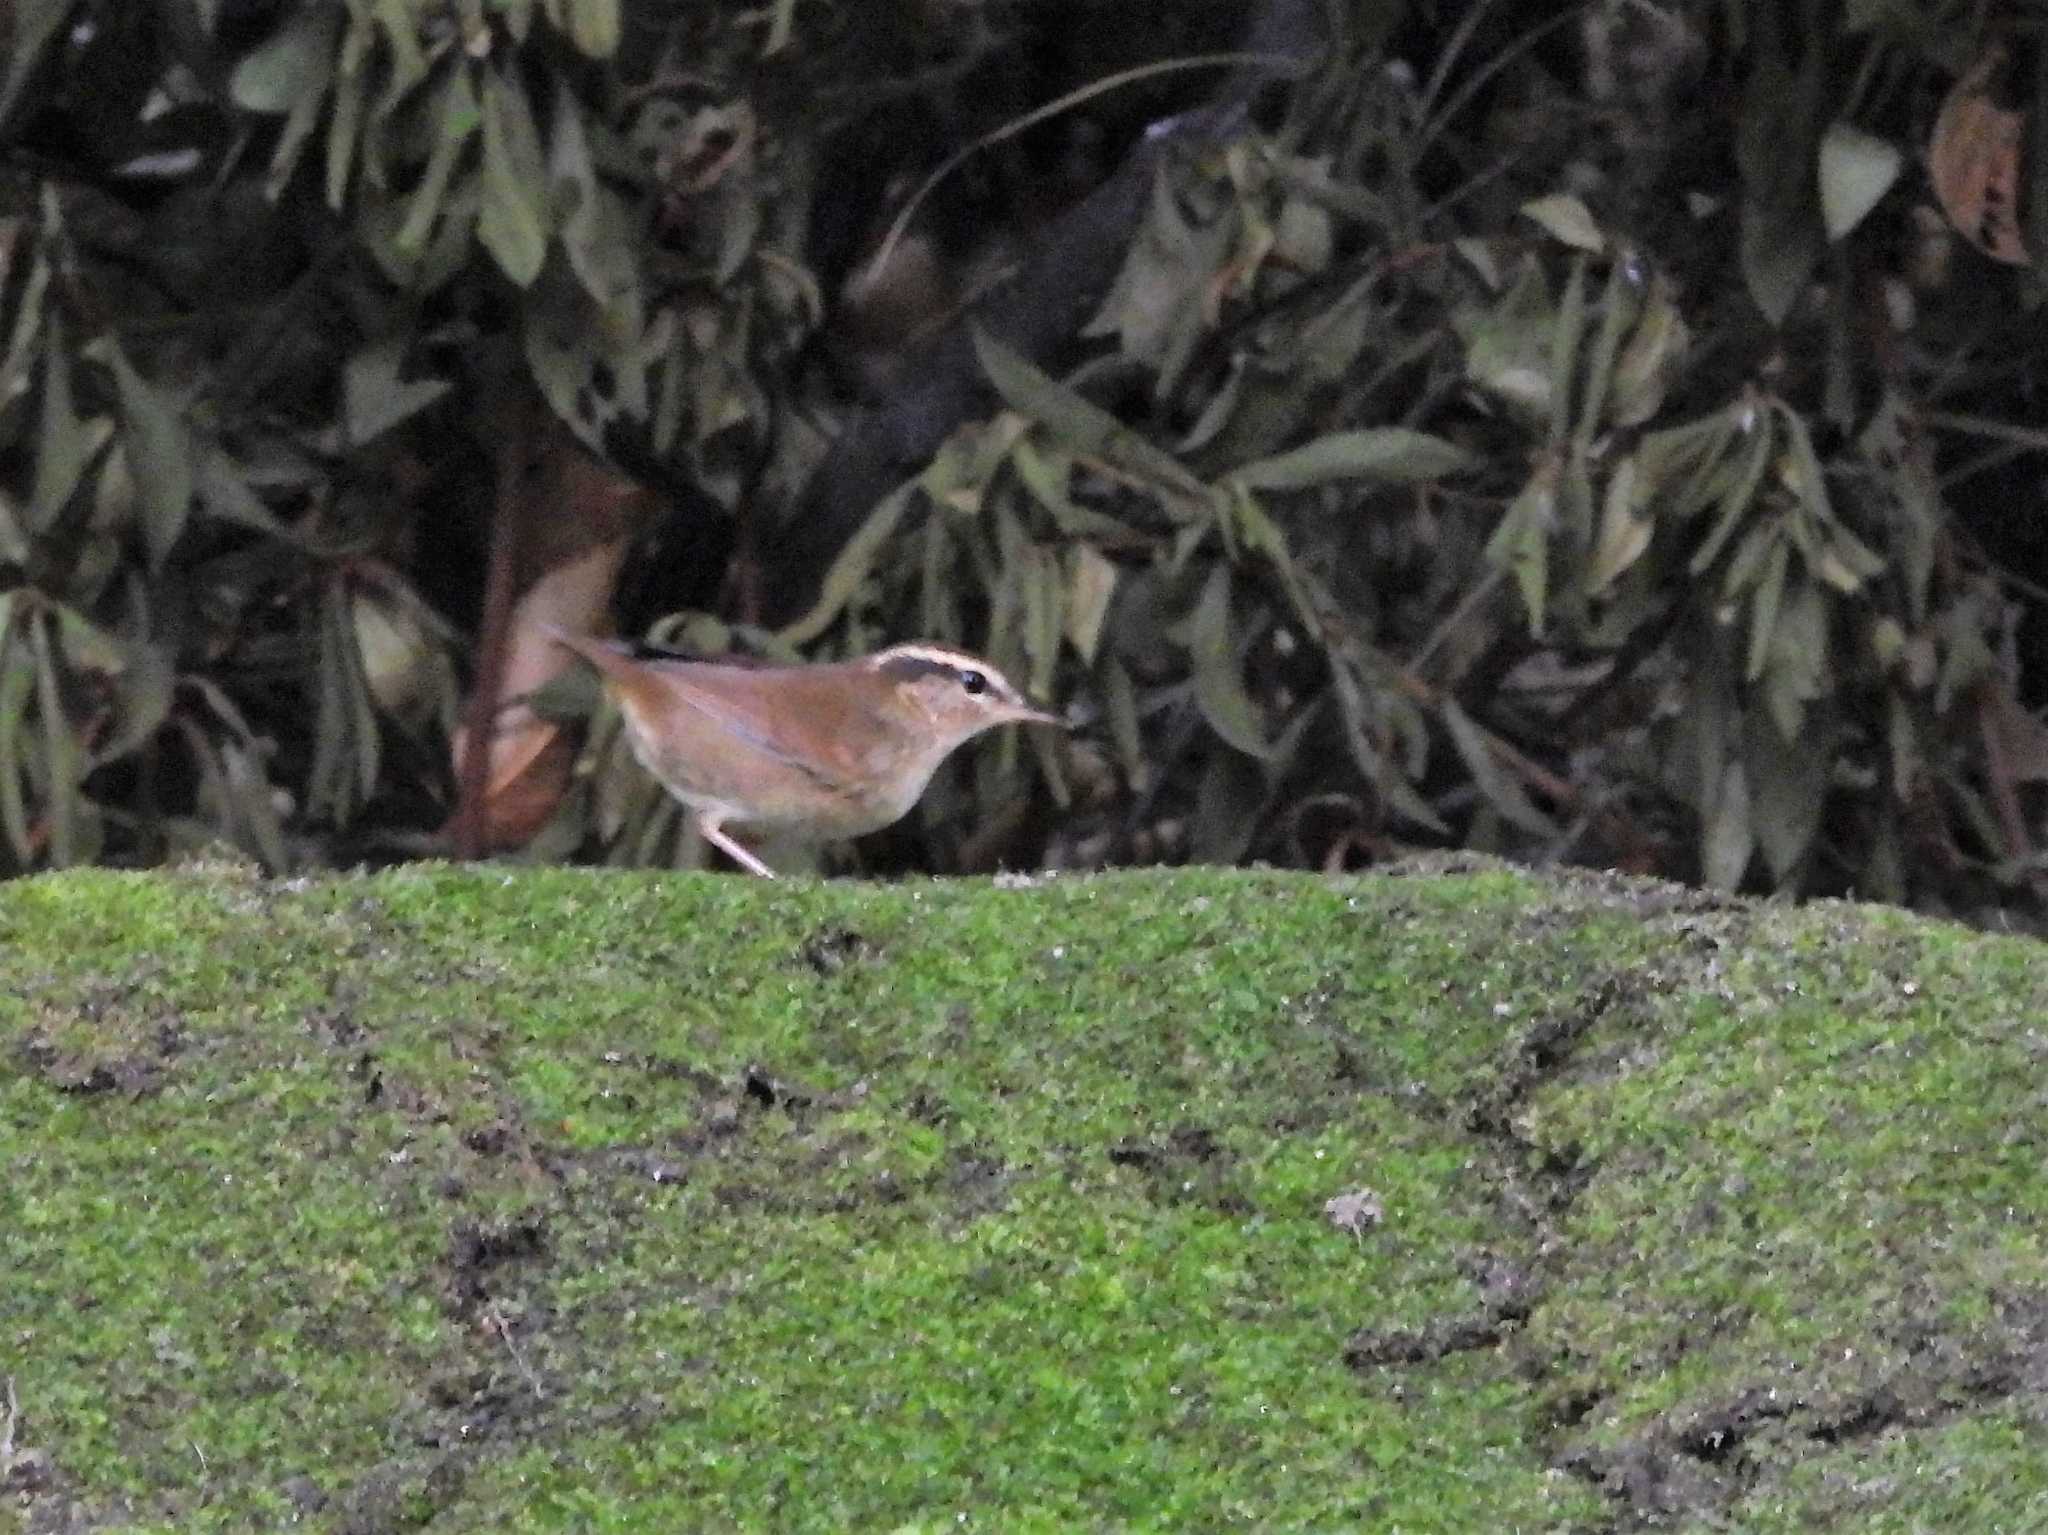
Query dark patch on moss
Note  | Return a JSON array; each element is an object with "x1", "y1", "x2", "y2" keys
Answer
[
  {"x1": 1345, "y1": 1295, "x2": 1535, "y2": 1368},
  {"x1": 741, "y1": 1062, "x2": 818, "y2": 1110},
  {"x1": 445, "y1": 1215, "x2": 549, "y2": 1315},
  {"x1": 798, "y1": 924, "x2": 877, "y2": 975},
  {"x1": 1106, "y1": 1123, "x2": 1251, "y2": 1213},
  {"x1": 12, "y1": 1014, "x2": 183, "y2": 1098}
]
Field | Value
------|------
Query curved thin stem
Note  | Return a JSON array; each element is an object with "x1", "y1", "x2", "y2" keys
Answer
[{"x1": 868, "y1": 51, "x2": 1311, "y2": 283}]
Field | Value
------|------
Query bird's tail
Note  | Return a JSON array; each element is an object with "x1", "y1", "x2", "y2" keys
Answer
[
  {"x1": 537, "y1": 623, "x2": 630, "y2": 676},
  {"x1": 535, "y1": 624, "x2": 674, "y2": 718}
]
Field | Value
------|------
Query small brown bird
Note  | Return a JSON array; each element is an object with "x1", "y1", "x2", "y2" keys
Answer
[{"x1": 545, "y1": 627, "x2": 1061, "y2": 877}]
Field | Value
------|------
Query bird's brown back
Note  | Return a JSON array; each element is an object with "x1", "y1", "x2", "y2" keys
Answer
[{"x1": 614, "y1": 657, "x2": 922, "y2": 832}]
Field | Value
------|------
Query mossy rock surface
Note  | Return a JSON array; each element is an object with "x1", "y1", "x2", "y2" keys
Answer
[{"x1": 2, "y1": 858, "x2": 2045, "y2": 1531}]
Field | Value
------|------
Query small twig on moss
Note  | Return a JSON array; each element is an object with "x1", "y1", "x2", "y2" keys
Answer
[{"x1": 482, "y1": 1306, "x2": 545, "y2": 1401}]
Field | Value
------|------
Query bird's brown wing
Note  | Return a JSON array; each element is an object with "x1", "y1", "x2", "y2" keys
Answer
[{"x1": 649, "y1": 660, "x2": 890, "y2": 797}]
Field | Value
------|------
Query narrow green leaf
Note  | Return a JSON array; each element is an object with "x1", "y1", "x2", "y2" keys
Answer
[
  {"x1": 1463, "y1": 259, "x2": 1555, "y2": 422},
  {"x1": 1167, "y1": 520, "x2": 1206, "y2": 578},
  {"x1": 232, "y1": 5, "x2": 338, "y2": 112},
  {"x1": 1813, "y1": 523, "x2": 1885, "y2": 593},
  {"x1": 1702, "y1": 757, "x2": 1754, "y2": 890},
  {"x1": 1178, "y1": 351, "x2": 1247, "y2": 451},
  {"x1": 1588, "y1": 453, "x2": 1651, "y2": 593},
  {"x1": 1082, "y1": 166, "x2": 1226, "y2": 391},
  {"x1": 107, "y1": 343, "x2": 194, "y2": 569},
  {"x1": 977, "y1": 330, "x2": 1116, "y2": 453},
  {"x1": 1063, "y1": 545, "x2": 1117, "y2": 664},
  {"x1": 1575, "y1": 257, "x2": 1636, "y2": 447},
  {"x1": 1608, "y1": 275, "x2": 1689, "y2": 427},
  {"x1": 1818, "y1": 121, "x2": 1901, "y2": 241},
  {"x1": 1020, "y1": 545, "x2": 1062, "y2": 700},
  {"x1": 1229, "y1": 427, "x2": 1475, "y2": 491},
  {"x1": 973, "y1": 328, "x2": 1206, "y2": 506},
  {"x1": 31, "y1": 313, "x2": 101, "y2": 536},
  {"x1": 0, "y1": 490, "x2": 26, "y2": 565},
  {"x1": 1859, "y1": 395, "x2": 1936, "y2": 621},
  {"x1": 397, "y1": 70, "x2": 479, "y2": 253},
  {"x1": 0, "y1": 231, "x2": 51, "y2": 409},
  {"x1": 1186, "y1": 564, "x2": 1272, "y2": 760},
  {"x1": 1747, "y1": 700, "x2": 1827, "y2": 884},
  {"x1": 343, "y1": 595, "x2": 382, "y2": 804},
  {"x1": 220, "y1": 738, "x2": 291, "y2": 871},
  {"x1": 1520, "y1": 193, "x2": 1605, "y2": 251},
  {"x1": 30, "y1": 312, "x2": 91, "y2": 530},
  {"x1": 178, "y1": 717, "x2": 230, "y2": 845},
  {"x1": 1886, "y1": 694, "x2": 1918, "y2": 806},
  {"x1": 500, "y1": 0, "x2": 537, "y2": 43},
  {"x1": 985, "y1": 502, "x2": 1025, "y2": 675},
  {"x1": 1440, "y1": 698, "x2": 1557, "y2": 837},
  {"x1": 343, "y1": 338, "x2": 451, "y2": 444},
  {"x1": 651, "y1": 307, "x2": 688, "y2": 457},
  {"x1": 1027, "y1": 704, "x2": 1069, "y2": 809},
  {"x1": 1295, "y1": 271, "x2": 1380, "y2": 386},
  {"x1": 51, "y1": 600, "x2": 125, "y2": 676},
  {"x1": 1211, "y1": 484, "x2": 1239, "y2": 564},
  {"x1": 779, "y1": 481, "x2": 916, "y2": 646},
  {"x1": 1549, "y1": 253, "x2": 1588, "y2": 443},
  {"x1": 1556, "y1": 431, "x2": 1596, "y2": 589},
  {"x1": 1326, "y1": 654, "x2": 1447, "y2": 834},
  {"x1": 92, "y1": 638, "x2": 173, "y2": 768},
  {"x1": 1638, "y1": 407, "x2": 1736, "y2": 522},
  {"x1": 1191, "y1": 747, "x2": 1266, "y2": 863},
  {"x1": 31, "y1": 612, "x2": 78, "y2": 866},
  {"x1": 309, "y1": 584, "x2": 350, "y2": 822},
  {"x1": 1688, "y1": 417, "x2": 1773, "y2": 572},
  {"x1": 477, "y1": 67, "x2": 549, "y2": 286},
  {"x1": 195, "y1": 449, "x2": 286, "y2": 536},
  {"x1": 0, "y1": 0, "x2": 76, "y2": 129},
  {"x1": 715, "y1": 177, "x2": 763, "y2": 285},
  {"x1": 1228, "y1": 486, "x2": 1316, "y2": 631},
  {"x1": 1744, "y1": 537, "x2": 1790, "y2": 682},
  {"x1": 524, "y1": 294, "x2": 606, "y2": 452},
  {"x1": 1010, "y1": 438, "x2": 1137, "y2": 541},
  {"x1": 0, "y1": 596, "x2": 27, "y2": 860},
  {"x1": 1102, "y1": 656, "x2": 1147, "y2": 790},
  {"x1": 1720, "y1": 523, "x2": 1779, "y2": 603},
  {"x1": 371, "y1": 0, "x2": 428, "y2": 93},
  {"x1": 265, "y1": 48, "x2": 339, "y2": 201},
  {"x1": 1673, "y1": 633, "x2": 1735, "y2": 813},
  {"x1": 1760, "y1": 580, "x2": 1829, "y2": 742},
  {"x1": 551, "y1": 85, "x2": 638, "y2": 312},
  {"x1": 920, "y1": 508, "x2": 954, "y2": 638},
  {"x1": 323, "y1": 14, "x2": 373, "y2": 209},
  {"x1": 566, "y1": 0, "x2": 621, "y2": 57},
  {"x1": 1484, "y1": 460, "x2": 1557, "y2": 633},
  {"x1": 1776, "y1": 400, "x2": 1834, "y2": 523},
  {"x1": 1735, "y1": 17, "x2": 1824, "y2": 324}
]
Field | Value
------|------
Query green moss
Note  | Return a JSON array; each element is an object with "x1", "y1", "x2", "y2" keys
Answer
[{"x1": 2, "y1": 860, "x2": 2044, "y2": 1530}]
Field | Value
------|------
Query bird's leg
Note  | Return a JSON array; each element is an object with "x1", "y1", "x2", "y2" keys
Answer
[{"x1": 697, "y1": 816, "x2": 778, "y2": 878}]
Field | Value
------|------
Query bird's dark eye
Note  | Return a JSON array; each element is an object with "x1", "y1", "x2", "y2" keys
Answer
[{"x1": 960, "y1": 669, "x2": 989, "y2": 696}]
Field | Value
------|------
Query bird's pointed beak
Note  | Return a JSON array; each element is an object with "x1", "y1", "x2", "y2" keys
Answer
[{"x1": 1013, "y1": 703, "x2": 1065, "y2": 728}]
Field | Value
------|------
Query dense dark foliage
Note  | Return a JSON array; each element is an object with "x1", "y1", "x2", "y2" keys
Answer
[{"x1": 1, "y1": 0, "x2": 2046, "y2": 923}]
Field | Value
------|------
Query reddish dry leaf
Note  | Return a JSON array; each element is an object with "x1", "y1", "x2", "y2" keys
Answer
[{"x1": 1929, "y1": 48, "x2": 2028, "y2": 266}]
